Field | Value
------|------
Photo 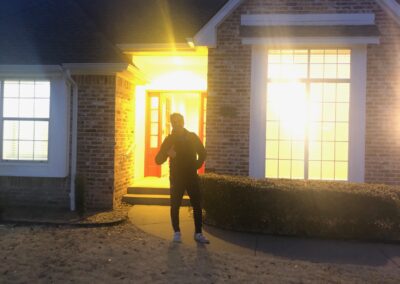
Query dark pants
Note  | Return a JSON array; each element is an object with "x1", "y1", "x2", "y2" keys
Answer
[{"x1": 170, "y1": 175, "x2": 202, "y2": 234}]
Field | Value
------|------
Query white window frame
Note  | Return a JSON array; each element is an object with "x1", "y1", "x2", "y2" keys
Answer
[
  {"x1": 0, "y1": 70, "x2": 70, "y2": 177},
  {"x1": 249, "y1": 45, "x2": 366, "y2": 182}
]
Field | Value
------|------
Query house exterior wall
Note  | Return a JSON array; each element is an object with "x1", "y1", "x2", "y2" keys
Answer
[
  {"x1": 113, "y1": 75, "x2": 135, "y2": 207},
  {"x1": 207, "y1": 0, "x2": 400, "y2": 184},
  {"x1": 74, "y1": 75, "x2": 116, "y2": 209},
  {"x1": 0, "y1": 177, "x2": 69, "y2": 208}
]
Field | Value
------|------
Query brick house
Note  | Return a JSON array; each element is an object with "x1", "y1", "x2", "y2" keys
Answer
[{"x1": 0, "y1": 0, "x2": 399, "y2": 210}]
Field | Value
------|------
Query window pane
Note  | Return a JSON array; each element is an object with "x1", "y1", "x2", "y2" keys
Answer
[
  {"x1": 309, "y1": 122, "x2": 322, "y2": 141},
  {"x1": 3, "y1": 121, "x2": 19, "y2": 140},
  {"x1": 291, "y1": 160, "x2": 304, "y2": 179},
  {"x1": 34, "y1": 98, "x2": 50, "y2": 118},
  {"x1": 278, "y1": 160, "x2": 291, "y2": 178},
  {"x1": 3, "y1": 141, "x2": 18, "y2": 160},
  {"x1": 150, "y1": 97, "x2": 159, "y2": 109},
  {"x1": 279, "y1": 141, "x2": 291, "y2": 159},
  {"x1": 335, "y1": 162, "x2": 348, "y2": 180},
  {"x1": 338, "y1": 64, "x2": 350, "y2": 79},
  {"x1": 34, "y1": 141, "x2": 48, "y2": 160},
  {"x1": 292, "y1": 141, "x2": 304, "y2": 160},
  {"x1": 323, "y1": 83, "x2": 336, "y2": 102},
  {"x1": 19, "y1": 121, "x2": 34, "y2": 140},
  {"x1": 335, "y1": 123, "x2": 348, "y2": 141},
  {"x1": 151, "y1": 110, "x2": 158, "y2": 122},
  {"x1": 321, "y1": 161, "x2": 334, "y2": 180},
  {"x1": 310, "y1": 64, "x2": 324, "y2": 78},
  {"x1": 338, "y1": 50, "x2": 351, "y2": 63},
  {"x1": 35, "y1": 121, "x2": 49, "y2": 141},
  {"x1": 35, "y1": 82, "x2": 50, "y2": 98},
  {"x1": 19, "y1": 141, "x2": 33, "y2": 160},
  {"x1": 3, "y1": 98, "x2": 19, "y2": 117},
  {"x1": 151, "y1": 123, "x2": 158, "y2": 135},
  {"x1": 308, "y1": 161, "x2": 321, "y2": 179},
  {"x1": 4, "y1": 81, "x2": 19, "y2": 98},
  {"x1": 20, "y1": 81, "x2": 35, "y2": 98},
  {"x1": 267, "y1": 101, "x2": 280, "y2": 121},
  {"x1": 266, "y1": 122, "x2": 279, "y2": 140},
  {"x1": 266, "y1": 141, "x2": 279, "y2": 159},
  {"x1": 337, "y1": 83, "x2": 350, "y2": 102},
  {"x1": 310, "y1": 83, "x2": 323, "y2": 102},
  {"x1": 310, "y1": 50, "x2": 324, "y2": 63},
  {"x1": 322, "y1": 122, "x2": 335, "y2": 141},
  {"x1": 310, "y1": 102, "x2": 322, "y2": 122},
  {"x1": 324, "y1": 64, "x2": 337, "y2": 78},
  {"x1": 150, "y1": 136, "x2": 158, "y2": 148},
  {"x1": 336, "y1": 103, "x2": 349, "y2": 122},
  {"x1": 324, "y1": 50, "x2": 337, "y2": 64},
  {"x1": 335, "y1": 142, "x2": 348, "y2": 161},
  {"x1": 19, "y1": 99, "x2": 34, "y2": 117},
  {"x1": 322, "y1": 142, "x2": 335, "y2": 160},
  {"x1": 265, "y1": 159, "x2": 278, "y2": 178},
  {"x1": 309, "y1": 142, "x2": 322, "y2": 160}
]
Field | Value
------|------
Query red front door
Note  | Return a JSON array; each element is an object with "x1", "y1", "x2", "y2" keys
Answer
[{"x1": 144, "y1": 93, "x2": 162, "y2": 177}]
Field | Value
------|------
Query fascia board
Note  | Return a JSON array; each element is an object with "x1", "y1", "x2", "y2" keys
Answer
[
  {"x1": 61, "y1": 63, "x2": 131, "y2": 75},
  {"x1": 376, "y1": 0, "x2": 400, "y2": 25},
  {"x1": 193, "y1": 0, "x2": 245, "y2": 47}
]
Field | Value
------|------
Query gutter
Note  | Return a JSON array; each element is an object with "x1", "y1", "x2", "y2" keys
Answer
[{"x1": 61, "y1": 67, "x2": 78, "y2": 211}]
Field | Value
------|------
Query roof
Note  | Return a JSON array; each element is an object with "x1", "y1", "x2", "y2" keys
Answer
[
  {"x1": 0, "y1": 0, "x2": 129, "y2": 65},
  {"x1": 77, "y1": 0, "x2": 228, "y2": 44},
  {"x1": 0, "y1": 0, "x2": 228, "y2": 65}
]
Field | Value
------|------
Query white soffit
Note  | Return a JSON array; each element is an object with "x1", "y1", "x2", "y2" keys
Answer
[
  {"x1": 241, "y1": 13, "x2": 376, "y2": 26},
  {"x1": 242, "y1": 36, "x2": 380, "y2": 46}
]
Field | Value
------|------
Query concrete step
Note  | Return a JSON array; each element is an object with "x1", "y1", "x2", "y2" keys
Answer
[
  {"x1": 122, "y1": 194, "x2": 191, "y2": 206},
  {"x1": 128, "y1": 187, "x2": 170, "y2": 195}
]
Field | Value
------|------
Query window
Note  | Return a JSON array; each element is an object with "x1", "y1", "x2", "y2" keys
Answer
[
  {"x1": 1, "y1": 80, "x2": 50, "y2": 161},
  {"x1": 265, "y1": 49, "x2": 350, "y2": 180}
]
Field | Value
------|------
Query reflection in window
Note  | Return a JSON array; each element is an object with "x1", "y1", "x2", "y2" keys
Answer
[
  {"x1": 2, "y1": 81, "x2": 50, "y2": 161},
  {"x1": 265, "y1": 49, "x2": 350, "y2": 181}
]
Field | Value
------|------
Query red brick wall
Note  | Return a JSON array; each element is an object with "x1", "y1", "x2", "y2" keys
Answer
[
  {"x1": 0, "y1": 177, "x2": 69, "y2": 208},
  {"x1": 114, "y1": 75, "x2": 135, "y2": 207},
  {"x1": 366, "y1": 6, "x2": 400, "y2": 184},
  {"x1": 74, "y1": 75, "x2": 116, "y2": 209},
  {"x1": 207, "y1": 0, "x2": 400, "y2": 184}
]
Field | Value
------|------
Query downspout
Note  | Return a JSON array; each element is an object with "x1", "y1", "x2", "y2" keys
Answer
[{"x1": 62, "y1": 67, "x2": 78, "y2": 211}]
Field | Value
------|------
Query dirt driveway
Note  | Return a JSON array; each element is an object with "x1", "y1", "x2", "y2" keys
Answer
[{"x1": 1, "y1": 222, "x2": 400, "y2": 283}]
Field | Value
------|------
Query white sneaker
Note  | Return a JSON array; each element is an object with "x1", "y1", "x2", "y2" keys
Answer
[
  {"x1": 194, "y1": 233, "x2": 210, "y2": 244},
  {"x1": 173, "y1": 232, "x2": 182, "y2": 243}
]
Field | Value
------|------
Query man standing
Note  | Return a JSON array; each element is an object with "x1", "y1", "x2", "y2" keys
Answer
[{"x1": 155, "y1": 113, "x2": 209, "y2": 244}]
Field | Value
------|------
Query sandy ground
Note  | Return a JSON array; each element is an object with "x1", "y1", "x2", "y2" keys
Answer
[{"x1": 1, "y1": 221, "x2": 400, "y2": 283}]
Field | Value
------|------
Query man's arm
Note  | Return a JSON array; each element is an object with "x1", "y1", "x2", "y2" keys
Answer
[
  {"x1": 155, "y1": 136, "x2": 173, "y2": 165},
  {"x1": 193, "y1": 134, "x2": 206, "y2": 169}
]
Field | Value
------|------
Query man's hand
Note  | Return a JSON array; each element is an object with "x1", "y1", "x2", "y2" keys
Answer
[{"x1": 167, "y1": 146, "x2": 176, "y2": 159}]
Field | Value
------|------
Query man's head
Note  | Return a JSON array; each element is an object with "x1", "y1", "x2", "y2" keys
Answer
[{"x1": 170, "y1": 113, "x2": 184, "y2": 134}]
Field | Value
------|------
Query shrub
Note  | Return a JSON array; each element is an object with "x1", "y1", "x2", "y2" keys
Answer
[{"x1": 200, "y1": 174, "x2": 400, "y2": 240}]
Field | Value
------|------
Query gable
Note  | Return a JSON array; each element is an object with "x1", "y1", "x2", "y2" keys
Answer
[{"x1": 194, "y1": 0, "x2": 400, "y2": 47}]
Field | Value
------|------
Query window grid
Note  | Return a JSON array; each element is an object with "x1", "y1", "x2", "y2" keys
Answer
[
  {"x1": 265, "y1": 49, "x2": 350, "y2": 181},
  {"x1": 1, "y1": 80, "x2": 50, "y2": 161}
]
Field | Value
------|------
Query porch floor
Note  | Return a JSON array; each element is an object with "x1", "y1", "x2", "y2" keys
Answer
[{"x1": 131, "y1": 176, "x2": 169, "y2": 188}]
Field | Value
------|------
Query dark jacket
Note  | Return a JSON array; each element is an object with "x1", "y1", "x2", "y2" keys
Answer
[{"x1": 155, "y1": 129, "x2": 206, "y2": 178}]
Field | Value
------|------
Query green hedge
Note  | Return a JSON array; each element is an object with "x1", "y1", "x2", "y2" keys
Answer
[{"x1": 200, "y1": 174, "x2": 400, "y2": 240}]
